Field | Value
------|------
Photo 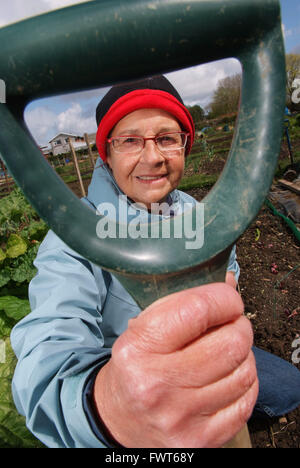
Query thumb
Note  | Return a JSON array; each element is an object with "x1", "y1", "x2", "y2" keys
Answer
[{"x1": 127, "y1": 283, "x2": 244, "y2": 354}]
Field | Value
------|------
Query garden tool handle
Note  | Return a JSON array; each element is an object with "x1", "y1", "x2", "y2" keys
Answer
[
  {"x1": 223, "y1": 424, "x2": 252, "y2": 448},
  {"x1": 0, "y1": 0, "x2": 286, "y2": 448}
]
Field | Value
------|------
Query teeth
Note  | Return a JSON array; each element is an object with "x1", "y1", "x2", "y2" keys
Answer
[{"x1": 138, "y1": 176, "x2": 164, "y2": 180}]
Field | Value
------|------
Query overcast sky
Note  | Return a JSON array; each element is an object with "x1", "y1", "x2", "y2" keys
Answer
[{"x1": 0, "y1": 0, "x2": 299, "y2": 146}]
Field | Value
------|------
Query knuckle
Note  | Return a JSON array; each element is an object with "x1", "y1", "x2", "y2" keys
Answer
[
  {"x1": 173, "y1": 293, "x2": 204, "y2": 329},
  {"x1": 225, "y1": 338, "x2": 247, "y2": 371},
  {"x1": 130, "y1": 374, "x2": 162, "y2": 412},
  {"x1": 226, "y1": 319, "x2": 253, "y2": 370},
  {"x1": 113, "y1": 342, "x2": 162, "y2": 410},
  {"x1": 112, "y1": 334, "x2": 136, "y2": 365},
  {"x1": 238, "y1": 356, "x2": 258, "y2": 393},
  {"x1": 237, "y1": 398, "x2": 251, "y2": 426},
  {"x1": 155, "y1": 412, "x2": 181, "y2": 441},
  {"x1": 238, "y1": 380, "x2": 259, "y2": 424},
  {"x1": 128, "y1": 314, "x2": 166, "y2": 352}
]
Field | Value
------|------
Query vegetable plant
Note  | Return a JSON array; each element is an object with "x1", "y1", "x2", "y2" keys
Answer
[{"x1": 0, "y1": 188, "x2": 48, "y2": 448}]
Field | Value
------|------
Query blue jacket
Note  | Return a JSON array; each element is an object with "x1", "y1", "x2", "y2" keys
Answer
[{"x1": 11, "y1": 161, "x2": 240, "y2": 448}]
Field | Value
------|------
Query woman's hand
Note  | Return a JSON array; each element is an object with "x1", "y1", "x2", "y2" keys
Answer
[{"x1": 93, "y1": 283, "x2": 258, "y2": 448}]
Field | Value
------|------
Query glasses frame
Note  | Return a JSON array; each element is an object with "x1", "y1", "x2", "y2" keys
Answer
[{"x1": 107, "y1": 131, "x2": 190, "y2": 155}]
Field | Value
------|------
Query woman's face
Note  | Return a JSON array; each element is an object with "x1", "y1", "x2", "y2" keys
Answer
[{"x1": 106, "y1": 108, "x2": 185, "y2": 210}]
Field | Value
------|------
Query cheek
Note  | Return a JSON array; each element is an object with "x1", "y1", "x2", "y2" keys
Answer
[
  {"x1": 169, "y1": 157, "x2": 185, "y2": 180},
  {"x1": 108, "y1": 156, "x2": 137, "y2": 184}
]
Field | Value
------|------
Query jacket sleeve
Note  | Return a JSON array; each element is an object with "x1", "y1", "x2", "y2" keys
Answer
[{"x1": 10, "y1": 230, "x2": 112, "y2": 448}]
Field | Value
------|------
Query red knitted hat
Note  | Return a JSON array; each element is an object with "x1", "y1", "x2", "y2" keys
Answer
[{"x1": 95, "y1": 76, "x2": 194, "y2": 161}]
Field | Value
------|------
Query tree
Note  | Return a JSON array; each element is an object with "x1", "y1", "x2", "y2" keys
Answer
[
  {"x1": 186, "y1": 104, "x2": 205, "y2": 129},
  {"x1": 286, "y1": 54, "x2": 300, "y2": 112},
  {"x1": 207, "y1": 74, "x2": 242, "y2": 118}
]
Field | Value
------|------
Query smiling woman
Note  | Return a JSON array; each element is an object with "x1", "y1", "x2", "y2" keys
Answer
[{"x1": 95, "y1": 76, "x2": 194, "y2": 210}]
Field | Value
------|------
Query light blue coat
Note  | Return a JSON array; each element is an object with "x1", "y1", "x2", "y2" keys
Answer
[{"x1": 11, "y1": 161, "x2": 240, "y2": 448}]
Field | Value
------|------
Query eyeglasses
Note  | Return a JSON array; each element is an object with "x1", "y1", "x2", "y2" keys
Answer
[{"x1": 107, "y1": 132, "x2": 189, "y2": 156}]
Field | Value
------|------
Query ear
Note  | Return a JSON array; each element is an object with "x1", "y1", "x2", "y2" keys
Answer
[
  {"x1": 106, "y1": 144, "x2": 112, "y2": 169},
  {"x1": 106, "y1": 159, "x2": 113, "y2": 171}
]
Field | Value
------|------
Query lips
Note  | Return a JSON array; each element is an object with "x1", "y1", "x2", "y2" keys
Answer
[{"x1": 136, "y1": 175, "x2": 167, "y2": 181}]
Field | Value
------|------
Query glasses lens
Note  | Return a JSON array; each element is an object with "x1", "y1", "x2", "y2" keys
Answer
[
  {"x1": 156, "y1": 133, "x2": 186, "y2": 152},
  {"x1": 112, "y1": 136, "x2": 143, "y2": 153}
]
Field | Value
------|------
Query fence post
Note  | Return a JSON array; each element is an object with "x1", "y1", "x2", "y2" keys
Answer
[
  {"x1": 69, "y1": 140, "x2": 86, "y2": 197},
  {"x1": 84, "y1": 133, "x2": 95, "y2": 169},
  {"x1": 0, "y1": 157, "x2": 11, "y2": 195}
]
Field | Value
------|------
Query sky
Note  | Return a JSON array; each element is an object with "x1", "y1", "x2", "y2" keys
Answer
[{"x1": 0, "y1": 0, "x2": 299, "y2": 147}]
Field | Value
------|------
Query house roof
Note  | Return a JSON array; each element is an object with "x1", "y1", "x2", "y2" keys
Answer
[{"x1": 49, "y1": 132, "x2": 83, "y2": 143}]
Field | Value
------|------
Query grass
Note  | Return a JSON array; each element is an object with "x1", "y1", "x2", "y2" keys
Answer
[
  {"x1": 55, "y1": 160, "x2": 93, "y2": 175},
  {"x1": 178, "y1": 173, "x2": 218, "y2": 191},
  {"x1": 61, "y1": 172, "x2": 92, "y2": 184},
  {"x1": 183, "y1": 133, "x2": 231, "y2": 188},
  {"x1": 186, "y1": 151, "x2": 206, "y2": 163},
  {"x1": 184, "y1": 117, "x2": 300, "y2": 190},
  {"x1": 286, "y1": 115, "x2": 300, "y2": 140}
]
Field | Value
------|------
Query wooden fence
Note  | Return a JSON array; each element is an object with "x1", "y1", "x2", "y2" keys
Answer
[
  {"x1": 0, "y1": 134, "x2": 97, "y2": 200},
  {"x1": 0, "y1": 158, "x2": 15, "y2": 198}
]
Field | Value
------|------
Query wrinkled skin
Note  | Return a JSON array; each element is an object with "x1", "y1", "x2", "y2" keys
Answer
[{"x1": 106, "y1": 108, "x2": 185, "y2": 210}]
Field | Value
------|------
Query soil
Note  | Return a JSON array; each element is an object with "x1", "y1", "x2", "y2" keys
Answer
[{"x1": 67, "y1": 135, "x2": 300, "y2": 448}]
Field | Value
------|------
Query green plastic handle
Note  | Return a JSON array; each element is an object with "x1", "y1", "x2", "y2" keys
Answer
[{"x1": 0, "y1": 0, "x2": 286, "y2": 308}]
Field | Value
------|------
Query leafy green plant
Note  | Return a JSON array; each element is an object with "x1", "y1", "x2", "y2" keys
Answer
[
  {"x1": 0, "y1": 296, "x2": 45, "y2": 448},
  {"x1": 5, "y1": 234, "x2": 27, "y2": 259},
  {"x1": 0, "y1": 188, "x2": 48, "y2": 448},
  {"x1": 201, "y1": 140, "x2": 215, "y2": 161},
  {"x1": 0, "y1": 189, "x2": 48, "y2": 298}
]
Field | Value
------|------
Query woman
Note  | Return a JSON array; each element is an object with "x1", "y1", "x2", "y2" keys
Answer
[{"x1": 11, "y1": 76, "x2": 300, "y2": 448}]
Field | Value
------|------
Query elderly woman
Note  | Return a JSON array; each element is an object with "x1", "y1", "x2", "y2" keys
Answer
[{"x1": 11, "y1": 76, "x2": 300, "y2": 448}]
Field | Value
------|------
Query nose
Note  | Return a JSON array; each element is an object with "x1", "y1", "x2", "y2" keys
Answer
[{"x1": 139, "y1": 139, "x2": 165, "y2": 165}]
